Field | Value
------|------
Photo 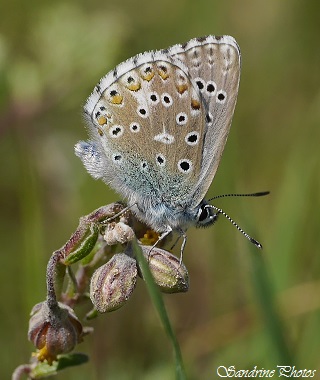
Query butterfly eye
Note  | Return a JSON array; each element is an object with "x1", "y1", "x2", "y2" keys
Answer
[{"x1": 196, "y1": 202, "x2": 218, "y2": 227}]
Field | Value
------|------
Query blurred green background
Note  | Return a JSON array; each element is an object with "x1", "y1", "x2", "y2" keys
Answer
[{"x1": 1, "y1": 0, "x2": 320, "y2": 379}]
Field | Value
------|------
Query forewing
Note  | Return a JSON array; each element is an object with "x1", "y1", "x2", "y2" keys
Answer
[{"x1": 168, "y1": 35, "x2": 241, "y2": 205}]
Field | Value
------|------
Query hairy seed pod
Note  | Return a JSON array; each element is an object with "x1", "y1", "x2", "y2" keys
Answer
[
  {"x1": 140, "y1": 246, "x2": 189, "y2": 293},
  {"x1": 90, "y1": 253, "x2": 137, "y2": 312}
]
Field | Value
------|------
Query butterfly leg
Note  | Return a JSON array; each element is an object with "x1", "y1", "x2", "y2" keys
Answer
[
  {"x1": 178, "y1": 229, "x2": 187, "y2": 266},
  {"x1": 147, "y1": 226, "x2": 173, "y2": 261}
]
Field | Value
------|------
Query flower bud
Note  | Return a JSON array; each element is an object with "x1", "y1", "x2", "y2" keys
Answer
[
  {"x1": 104, "y1": 221, "x2": 135, "y2": 245},
  {"x1": 28, "y1": 301, "x2": 83, "y2": 364},
  {"x1": 140, "y1": 246, "x2": 189, "y2": 293},
  {"x1": 90, "y1": 253, "x2": 137, "y2": 312}
]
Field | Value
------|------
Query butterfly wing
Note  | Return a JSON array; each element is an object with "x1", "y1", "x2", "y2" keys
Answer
[
  {"x1": 76, "y1": 49, "x2": 208, "y2": 209},
  {"x1": 75, "y1": 35, "x2": 240, "y2": 232},
  {"x1": 168, "y1": 35, "x2": 241, "y2": 206}
]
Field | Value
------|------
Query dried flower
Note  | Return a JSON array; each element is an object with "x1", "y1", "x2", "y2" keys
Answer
[
  {"x1": 139, "y1": 229, "x2": 159, "y2": 246},
  {"x1": 28, "y1": 301, "x2": 83, "y2": 364},
  {"x1": 103, "y1": 221, "x2": 135, "y2": 245}
]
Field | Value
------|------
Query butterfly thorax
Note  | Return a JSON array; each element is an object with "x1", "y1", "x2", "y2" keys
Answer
[{"x1": 130, "y1": 195, "x2": 200, "y2": 233}]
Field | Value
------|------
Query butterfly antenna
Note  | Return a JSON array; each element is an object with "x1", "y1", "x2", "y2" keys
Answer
[
  {"x1": 208, "y1": 191, "x2": 269, "y2": 202},
  {"x1": 205, "y1": 204, "x2": 263, "y2": 249}
]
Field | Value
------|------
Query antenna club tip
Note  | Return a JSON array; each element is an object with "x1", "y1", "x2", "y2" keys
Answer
[
  {"x1": 250, "y1": 238, "x2": 263, "y2": 249},
  {"x1": 256, "y1": 191, "x2": 270, "y2": 197}
]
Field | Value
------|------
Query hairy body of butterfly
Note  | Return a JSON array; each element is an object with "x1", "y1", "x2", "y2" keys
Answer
[{"x1": 75, "y1": 35, "x2": 241, "y2": 243}]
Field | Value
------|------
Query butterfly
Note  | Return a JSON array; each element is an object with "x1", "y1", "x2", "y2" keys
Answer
[{"x1": 75, "y1": 35, "x2": 266, "y2": 253}]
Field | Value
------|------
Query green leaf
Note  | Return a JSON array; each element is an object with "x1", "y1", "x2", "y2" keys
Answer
[
  {"x1": 56, "y1": 353, "x2": 89, "y2": 370},
  {"x1": 30, "y1": 353, "x2": 89, "y2": 378}
]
